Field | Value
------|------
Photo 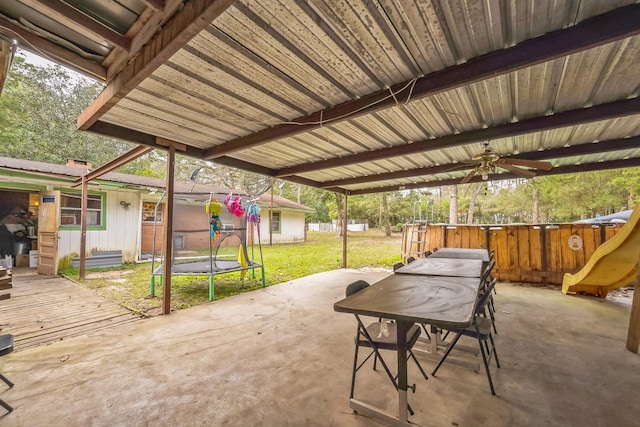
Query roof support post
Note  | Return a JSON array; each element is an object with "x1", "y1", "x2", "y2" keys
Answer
[
  {"x1": 162, "y1": 142, "x2": 176, "y2": 315},
  {"x1": 342, "y1": 193, "x2": 348, "y2": 269},
  {"x1": 627, "y1": 257, "x2": 640, "y2": 353},
  {"x1": 79, "y1": 175, "x2": 88, "y2": 279}
]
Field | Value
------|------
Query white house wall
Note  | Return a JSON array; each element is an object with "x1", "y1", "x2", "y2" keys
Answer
[
  {"x1": 258, "y1": 210, "x2": 306, "y2": 244},
  {"x1": 57, "y1": 189, "x2": 141, "y2": 265}
]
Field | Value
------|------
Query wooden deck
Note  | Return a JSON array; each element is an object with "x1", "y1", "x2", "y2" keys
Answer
[{"x1": 0, "y1": 268, "x2": 142, "y2": 351}]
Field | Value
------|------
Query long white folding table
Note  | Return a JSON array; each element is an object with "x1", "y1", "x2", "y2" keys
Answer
[
  {"x1": 394, "y1": 257, "x2": 483, "y2": 358},
  {"x1": 429, "y1": 248, "x2": 490, "y2": 262},
  {"x1": 394, "y1": 257, "x2": 483, "y2": 278},
  {"x1": 334, "y1": 274, "x2": 482, "y2": 426}
]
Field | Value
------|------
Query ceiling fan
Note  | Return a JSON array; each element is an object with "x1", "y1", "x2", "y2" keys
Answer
[{"x1": 460, "y1": 142, "x2": 553, "y2": 184}]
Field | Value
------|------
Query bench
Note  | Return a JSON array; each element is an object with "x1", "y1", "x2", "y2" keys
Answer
[{"x1": 71, "y1": 250, "x2": 123, "y2": 269}]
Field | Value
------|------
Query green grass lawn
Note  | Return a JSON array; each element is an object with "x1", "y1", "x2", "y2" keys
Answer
[{"x1": 61, "y1": 230, "x2": 403, "y2": 316}]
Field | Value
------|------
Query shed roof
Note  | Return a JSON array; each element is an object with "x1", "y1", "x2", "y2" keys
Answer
[{"x1": 1, "y1": 1, "x2": 639, "y2": 194}]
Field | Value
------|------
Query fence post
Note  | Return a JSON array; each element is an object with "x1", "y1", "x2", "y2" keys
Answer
[
  {"x1": 484, "y1": 226, "x2": 490, "y2": 250},
  {"x1": 599, "y1": 224, "x2": 607, "y2": 244},
  {"x1": 539, "y1": 224, "x2": 548, "y2": 285},
  {"x1": 441, "y1": 224, "x2": 447, "y2": 248},
  {"x1": 626, "y1": 256, "x2": 640, "y2": 353}
]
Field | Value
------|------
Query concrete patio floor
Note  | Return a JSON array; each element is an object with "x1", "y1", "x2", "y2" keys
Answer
[{"x1": 1, "y1": 269, "x2": 639, "y2": 426}]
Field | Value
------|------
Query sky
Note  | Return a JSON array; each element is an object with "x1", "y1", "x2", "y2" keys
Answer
[{"x1": 18, "y1": 48, "x2": 57, "y2": 68}]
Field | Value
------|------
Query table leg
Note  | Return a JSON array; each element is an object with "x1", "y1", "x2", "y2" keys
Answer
[{"x1": 396, "y1": 320, "x2": 409, "y2": 422}]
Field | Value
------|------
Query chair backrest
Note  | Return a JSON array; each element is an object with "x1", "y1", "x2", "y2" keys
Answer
[
  {"x1": 481, "y1": 258, "x2": 496, "y2": 284},
  {"x1": 345, "y1": 280, "x2": 370, "y2": 297},
  {"x1": 475, "y1": 278, "x2": 497, "y2": 314},
  {"x1": 0, "y1": 334, "x2": 13, "y2": 357}
]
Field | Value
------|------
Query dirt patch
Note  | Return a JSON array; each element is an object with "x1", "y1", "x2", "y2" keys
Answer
[{"x1": 85, "y1": 269, "x2": 136, "y2": 279}]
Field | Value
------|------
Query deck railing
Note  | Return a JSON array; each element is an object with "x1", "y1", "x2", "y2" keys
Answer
[{"x1": 401, "y1": 223, "x2": 625, "y2": 284}]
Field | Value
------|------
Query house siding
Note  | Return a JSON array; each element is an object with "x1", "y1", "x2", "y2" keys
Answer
[
  {"x1": 255, "y1": 210, "x2": 307, "y2": 244},
  {"x1": 57, "y1": 189, "x2": 141, "y2": 267}
]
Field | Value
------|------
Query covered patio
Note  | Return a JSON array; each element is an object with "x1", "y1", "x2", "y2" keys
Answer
[
  {"x1": 1, "y1": 2, "x2": 640, "y2": 425},
  {"x1": 1, "y1": 269, "x2": 638, "y2": 426}
]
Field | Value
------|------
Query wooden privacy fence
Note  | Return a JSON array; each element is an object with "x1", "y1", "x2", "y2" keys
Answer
[{"x1": 402, "y1": 223, "x2": 624, "y2": 285}]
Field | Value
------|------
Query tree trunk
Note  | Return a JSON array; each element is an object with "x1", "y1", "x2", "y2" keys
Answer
[
  {"x1": 297, "y1": 184, "x2": 302, "y2": 204},
  {"x1": 448, "y1": 185, "x2": 458, "y2": 224},
  {"x1": 382, "y1": 193, "x2": 391, "y2": 236},
  {"x1": 467, "y1": 183, "x2": 481, "y2": 224},
  {"x1": 532, "y1": 187, "x2": 540, "y2": 223}
]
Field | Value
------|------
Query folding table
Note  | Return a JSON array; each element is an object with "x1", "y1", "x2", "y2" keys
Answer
[
  {"x1": 429, "y1": 248, "x2": 490, "y2": 262},
  {"x1": 334, "y1": 274, "x2": 482, "y2": 426},
  {"x1": 394, "y1": 258, "x2": 483, "y2": 278}
]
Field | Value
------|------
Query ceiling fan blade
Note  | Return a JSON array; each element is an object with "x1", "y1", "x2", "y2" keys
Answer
[
  {"x1": 502, "y1": 158, "x2": 553, "y2": 170},
  {"x1": 460, "y1": 169, "x2": 477, "y2": 184},
  {"x1": 500, "y1": 163, "x2": 537, "y2": 178}
]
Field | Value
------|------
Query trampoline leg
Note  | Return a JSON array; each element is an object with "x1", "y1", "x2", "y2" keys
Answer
[
  {"x1": 261, "y1": 267, "x2": 266, "y2": 288},
  {"x1": 150, "y1": 276, "x2": 155, "y2": 297},
  {"x1": 209, "y1": 276, "x2": 214, "y2": 301}
]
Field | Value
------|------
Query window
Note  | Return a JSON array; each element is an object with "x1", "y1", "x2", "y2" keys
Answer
[
  {"x1": 271, "y1": 211, "x2": 281, "y2": 233},
  {"x1": 142, "y1": 202, "x2": 163, "y2": 222},
  {"x1": 60, "y1": 192, "x2": 104, "y2": 227}
]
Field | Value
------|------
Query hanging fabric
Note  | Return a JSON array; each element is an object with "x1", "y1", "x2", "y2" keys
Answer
[{"x1": 205, "y1": 197, "x2": 222, "y2": 240}]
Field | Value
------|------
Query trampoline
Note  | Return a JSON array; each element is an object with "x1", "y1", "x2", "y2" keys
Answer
[{"x1": 149, "y1": 192, "x2": 265, "y2": 301}]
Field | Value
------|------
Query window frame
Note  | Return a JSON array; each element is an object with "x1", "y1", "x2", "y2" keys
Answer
[
  {"x1": 271, "y1": 211, "x2": 281, "y2": 234},
  {"x1": 58, "y1": 190, "x2": 107, "y2": 230},
  {"x1": 142, "y1": 201, "x2": 164, "y2": 223}
]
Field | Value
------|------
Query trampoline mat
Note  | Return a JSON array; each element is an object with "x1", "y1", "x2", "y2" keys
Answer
[{"x1": 153, "y1": 259, "x2": 261, "y2": 275}]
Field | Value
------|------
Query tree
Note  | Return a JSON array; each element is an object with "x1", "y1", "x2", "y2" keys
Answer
[
  {"x1": 448, "y1": 185, "x2": 458, "y2": 224},
  {"x1": 381, "y1": 193, "x2": 391, "y2": 236},
  {"x1": 467, "y1": 183, "x2": 481, "y2": 224},
  {"x1": 0, "y1": 55, "x2": 137, "y2": 167}
]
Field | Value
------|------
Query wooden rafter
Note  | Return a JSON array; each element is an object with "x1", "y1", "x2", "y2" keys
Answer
[
  {"x1": 141, "y1": 0, "x2": 165, "y2": 12},
  {"x1": 202, "y1": 4, "x2": 640, "y2": 160},
  {"x1": 72, "y1": 145, "x2": 154, "y2": 186},
  {"x1": 32, "y1": 0, "x2": 130, "y2": 50},
  {"x1": 0, "y1": 14, "x2": 106, "y2": 80},
  {"x1": 104, "y1": 0, "x2": 183, "y2": 80},
  {"x1": 319, "y1": 136, "x2": 640, "y2": 188},
  {"x1": 346, "y1": 158, "x2": 640, "y2": 195},
  {"x1": 77, "y1": 0, "x2": 237, "y2": 131},
  {"x1": 0, "y1": 38, "x2": 17, "y2": 96},
  {"x1": 277, "y1": 98, "x2": 640, "y2": 177}
]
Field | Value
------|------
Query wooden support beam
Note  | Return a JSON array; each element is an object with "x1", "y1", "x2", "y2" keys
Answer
[
  {"x1": 79, "y1": 176, "x2": 88, "y2": 279},
  {"x1": 0, "y1": 39, "x2": 17, "y2": 96},
  {"x1": 156, "y1": 137, "x2": 187, "y2": 152},
  {"x1": 73, "y1": 145, "x2": 154, "y2": 186},
  {"x1": 162, "y1": 144, "x2": 176, "y2": 315},
  {"x1": 203, "y1": 4, "x2": 640, "y2": 160},
  {"x1": 77, "y1": 0, "x2": 236, "y2": 131},
  {"x1": 0, "y1": 15, "x2": 106, "y2": 81},
  {"x1": 32, "y1": 0, "x2": 130, "y2": 50},
  {"x1": 627, "y1": 258, "x2": 640, "y2": 353},
  {"x1": 141, "y1": 0, "x2": 165, "y2": 12}
]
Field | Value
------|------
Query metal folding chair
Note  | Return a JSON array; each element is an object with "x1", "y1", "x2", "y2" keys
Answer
[
  {"x1": 431, "y1": 279, "x2": 501, "y2": 395},
  {"x1": 346, "y1": 280, "x2": 428, "y2": 416},
  {"x1": 0, "y1": 334, "x2": 14, "y2": 413}
]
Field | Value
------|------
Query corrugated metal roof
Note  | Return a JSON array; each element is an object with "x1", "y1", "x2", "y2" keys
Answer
[
  {"x1": 2, "y1": 0, "x2": 640, "y2": 194},
  {"x1": 0, "y1": 156, "x2": 311, "y2": 210}
]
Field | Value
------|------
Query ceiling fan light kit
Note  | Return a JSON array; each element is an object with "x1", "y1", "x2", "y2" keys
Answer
[{"x1": 460, "y1": 142, "x2": 553, "y2": 184}]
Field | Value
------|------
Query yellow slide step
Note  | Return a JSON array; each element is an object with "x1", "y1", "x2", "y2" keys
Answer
[{"x1": 562, "y1": 204, "x2": 640, "y2": 297}]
